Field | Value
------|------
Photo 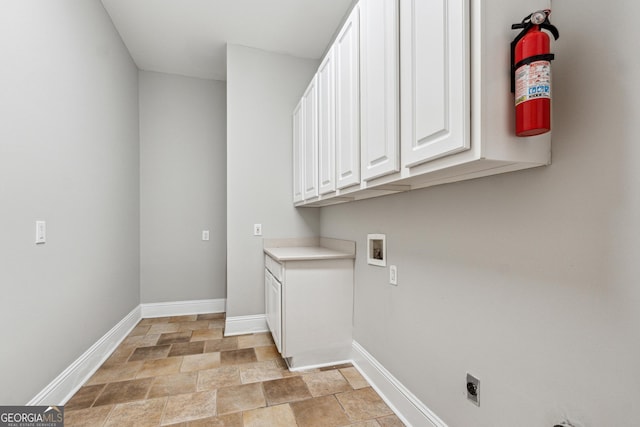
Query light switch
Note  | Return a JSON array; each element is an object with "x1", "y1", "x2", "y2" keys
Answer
[
  {"x1": 202, "y1": 230, "x2": 210, "y2": 241},
  {"x1": 35, "y1": 221, "x2": 46, "y2": 244}
]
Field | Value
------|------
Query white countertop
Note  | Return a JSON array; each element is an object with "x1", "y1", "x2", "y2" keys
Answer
[
  {"x1": 264, "y1": 246, "x2": 355, "y2": 262},
  {"x1": 263, "y1": 237, "x2": 356, "y2": 262}
]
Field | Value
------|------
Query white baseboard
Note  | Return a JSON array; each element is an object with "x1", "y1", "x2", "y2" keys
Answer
[
  {"x1": 28, "y1": 299, "x2": 227, "y2": 405},
  {"x1": 27, "y1": 305, "x2": 142, "y2": 406},
  {"x1": 141, "y1": 298, "x2": 226, "y2": 318},
  {"x1": 28, "y1": 300, "x2": 440, "y2": 427},
  {"x1": 224, "y1": 314, "x2": 268, "y2": 336},
  {"x1": 351, "y1": 341, "x2": 448, "y2": 427}
]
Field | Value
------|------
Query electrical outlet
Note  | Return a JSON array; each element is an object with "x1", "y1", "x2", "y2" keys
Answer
[
  {"x1": 35, "y1": 221, "x2": 46, "y2": 244},
  {"x1": 202, "y1": 230, "x2": 210, "y2": 241},
  {"x1": 466, "y1": 373, "x2": 480, "y2": 406},
  {"x1": 389, "y1": 265, "x2": 398, "y2": 285},
  {"x1": 253, "y1": 224, "x2": 262, "y2": 236}
]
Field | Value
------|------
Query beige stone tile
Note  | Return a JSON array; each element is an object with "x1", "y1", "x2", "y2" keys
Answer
[
  {"x1": 65, "y1": 384, "x2": 105, "y2": 411},
  {"x1": 208, "y1": 319, "x2": 226, "y2": 328},
  {"x1": 158, "y1": 331, "x2": 193, "y2": 345},
  {"x1": 148, "y1": 323, "x2": 181, "y2": 335},
  {"x1": 104, "y1": 397, "x2": 166, "y2": 427},
  {"x1": 136, "y1": 357, "x2": 183, "y2": 378},
  {"x1": 148, "y1": 372, "x2": 198, "y2": 398},
  {"x1": 216, "y1": 382, "x2": 266, "y2": 415},
  {"x1": 197, "y1": 366, "x2": 242, "y2": 391},
  {"x1": 340, "y1": 367, "x2": 369, "y2": 390},
  {"x1": 186, "y1": 412, "x2": 242, "y2": 426},
  {"x1": 290, "y1": 395, "x2": 350, "y2": 427},
  {"x1": 128, "y1": 324, "x2": 151, "y2": 337},
  {"x1": 93, "y1": 378, "x2": 154, "y2": 407},
  {"x1": 319, "y1": 363, "x2": 353, "y2": 371},
  {"x1": 376, "y1": 414, "x2": 405, "y2": 426},
  {"x1": 181, "y1": 353, "x2": 221, "y2": 373},
  {"x1": 204, "y1": 337, "x2": 237, "y2": 353},
  {"x1": 139, "y1": 317, "x2": 171, "y2": 326},
  {"x1": 254, "y1": 345, "x2": 280, "y2": 361},
  {"x1": 168, "y1": 341, "x2": 205, "y2": 357},
  {"x1": 121, "y1": 334, "x2": 160, "y2": 348},
  {"x1": 86, "y1": 361, "x2": 143, "y2": 385},
  {"x1": 272, "y1": 357, "x2": 304, "y2": 377},
  {"x1": 178, "y1": 320, "x2": 211, "y2": 331},
  {"x1": 263, "y1": 376, "x2": 311, "y2": 405},
  {"x1": 128, "y1": 345, "x2": 171, "y2": 362},
  {"x1": 335, "y1": 388, "x2": 393, "y2": 421},
  {"x1": 220, "y1": 348, "x2": 257, "y2": 365},
  {"x1": 169, "y1": 315, "x2": 198, "y2": 323},
  {"x1": 243, "y1": 403, "x2": 297, "y2": 427},
  {"x1": 302, "y1": 370, "x2": 352, "y2": 397},
  {"x1": 190, "y1": 328, "x2": 223, "y2": 341},
  {"x1": 196, "y1": 313, "x2": 225, "y2": 321},
  {"x1": 240, "y1": 360, "x2": 284, "y2": 384},
  {"x1": 64, "y1": 405, "x2": 113, "y2": 427},
  {"x1": 345, "y1": 421, "x2": 381, "y2": 427},
  {"x1": 237, "y1": 333, "x2": 274, "y2": 349},
  {"x1": 161, "y1": 390, "x2": 217, "y2": 425},
  {"x1": 103, "y1": 346, "x2": 136, "y2": 366}
]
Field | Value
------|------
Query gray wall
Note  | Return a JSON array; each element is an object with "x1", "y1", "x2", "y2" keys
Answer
[
  {"x1": 139, "y1": 71, "x2": 227, "y2": 303},
  {"x1": 0, "y1": 1, "x2": 139, "y2": 404},
  {"x1": 321, "y1": 2, "x2": 639, "y2": 427},
  {"x1": 226, "y1": 45, "x2": 320, "y2": 317}
]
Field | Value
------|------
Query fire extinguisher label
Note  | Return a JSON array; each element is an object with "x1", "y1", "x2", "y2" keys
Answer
[{"x1": 515, "y1": 60, "x2": 551, "y2": 106}]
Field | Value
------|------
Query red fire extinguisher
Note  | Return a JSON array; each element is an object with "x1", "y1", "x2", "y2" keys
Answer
[{"x1": 511, "y1": 10, "x2": 559, "y2": 137}]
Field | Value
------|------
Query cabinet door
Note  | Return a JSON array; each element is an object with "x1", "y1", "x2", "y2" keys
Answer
[
  {"x1": 360, "y1": 0, "x2": 399, "y2": 181},
  {"x1": 335, "y1": 5, "x2": 361, "y2": 189},
  {"x1": 269, "y1": 273, "x2": 282, "y2": 353},
  {"x1": 400, "y1": 0, "x2": 470, "y2": 168},
  {"x1": 292, "y1": 100, "x2": 304, "y2": 203},
  {"x1": 318, "y1": 48, "x2": 336, "y2": 195},
  {"x1": 265, "y1": 269, "x2": 272, "y2": 331},
  {"x1": 303, "y1": 76, "x2": 319, "y2": 200}
]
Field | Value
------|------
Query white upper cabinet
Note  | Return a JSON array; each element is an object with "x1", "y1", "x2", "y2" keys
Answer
[
  {"x1": 360, "y1": 0, "x2": 400, "y2": 181},
  {"x1": 293, "y1": 0, "x2": 551, "y2": 207},
  {"x1": 400, "y1": 0, "x2": 470, "y2": 168},
  {"x1": 292, "y1": 100, "x2": 304, "y2": 203},
  {"x1": 317, "y1": 48, "x2": 336, "y2": 195},
  {"x1": 302, "y1": 76, "x2": 319, "y2": 200},
  {"x1": 335, "y1": 5, "x2": 361, "y2": 190}
]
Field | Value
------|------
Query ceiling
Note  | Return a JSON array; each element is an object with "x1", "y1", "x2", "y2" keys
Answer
[{"x1": 101, "y1": 0, "x2": 354, "y2": 81}]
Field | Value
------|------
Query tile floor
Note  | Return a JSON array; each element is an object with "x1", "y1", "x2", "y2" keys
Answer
[{"x1": 64, "y1": 313, "x2": 405, "y2": 426}]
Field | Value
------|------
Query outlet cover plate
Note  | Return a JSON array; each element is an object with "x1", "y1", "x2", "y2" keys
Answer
[{"x1": 466, "y1": 373, "x2": 480, "y2": 406}]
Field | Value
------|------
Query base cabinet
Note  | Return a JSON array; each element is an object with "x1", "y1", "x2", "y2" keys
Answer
[{"x1": 264, "y1": 255, "x2": 354, "y2": 369}]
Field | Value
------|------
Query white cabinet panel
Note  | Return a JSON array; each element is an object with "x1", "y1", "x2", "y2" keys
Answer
[
  {"x1": 318, "y1": 48, "x2": 336, "y2": 195},
  {"x1": 265, "y1": 269, "x2": 282, "y2": 353},
  {"x1": 303, "y1": 76, "x2": 319, "y2": 200},
  {"x1": 292, "y1": 100, "x2": 304, "y2": 203},
  {"x1": 401, "y1": 0, "x2": 470, "y2": 168},
  {"x1": 360, "y1": 0, "x2": 399, "y2": 181},
  {"x1": 335, "y1": 5, "x2": 361, "y2": 189}
]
